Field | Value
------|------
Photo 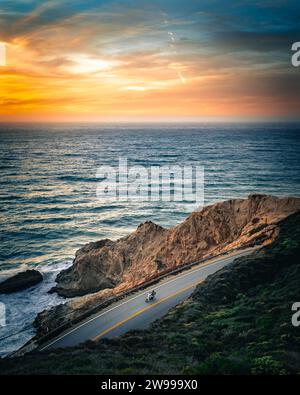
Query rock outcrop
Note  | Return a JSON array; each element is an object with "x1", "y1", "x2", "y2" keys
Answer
[
  {"x1": 50, "y1": 221, "x2": 167, "y2": 297},
  {"x1": 51, "y1": 194, "x2": 300, "y2": 298},
  {"x1": 0, "y1": 270, "x2": 43, "y2": 294}
]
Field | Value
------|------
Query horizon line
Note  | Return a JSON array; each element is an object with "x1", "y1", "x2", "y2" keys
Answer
[{"x1": 1, "y1": 118, "x2": 300, "y2": 125}]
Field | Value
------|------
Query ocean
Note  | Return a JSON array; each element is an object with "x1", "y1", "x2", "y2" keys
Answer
[{"x1": 0, "y1": 122, "x2": 300, "y2": 355}]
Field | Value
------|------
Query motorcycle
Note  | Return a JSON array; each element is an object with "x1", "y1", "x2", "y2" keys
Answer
[{"x1": 145, "y1": 290, "x2": 156, "y2": 303}]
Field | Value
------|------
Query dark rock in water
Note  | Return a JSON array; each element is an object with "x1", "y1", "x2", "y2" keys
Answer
[{"x1": 0, "y1": 270, "x2": 43, "y2": 294}]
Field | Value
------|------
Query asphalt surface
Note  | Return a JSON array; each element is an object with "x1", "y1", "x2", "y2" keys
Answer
[{"x1": 40, "y1": 250, "x2": 252, "y2": 351}]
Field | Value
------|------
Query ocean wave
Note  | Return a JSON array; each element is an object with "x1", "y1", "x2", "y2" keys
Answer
[{"x1": 57, "y1": 175, "x2": 104, "y2": 183}]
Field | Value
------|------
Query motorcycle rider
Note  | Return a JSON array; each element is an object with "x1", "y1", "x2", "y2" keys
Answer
[{"x1": 146, "y1": 289, "x2": 156, "y2": 301}]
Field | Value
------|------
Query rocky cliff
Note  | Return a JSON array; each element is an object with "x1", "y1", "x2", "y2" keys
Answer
[{"x1": 51, "y1": 194, "x2": 300, "y2": 298}]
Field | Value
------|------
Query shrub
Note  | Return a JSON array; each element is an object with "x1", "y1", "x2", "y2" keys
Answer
[
  {"x1": 191, "y1": 353, "x2": 249, "y2": 375},
  {"x1": 250, "y1": 356, "x2": 287, "y2": 375}
]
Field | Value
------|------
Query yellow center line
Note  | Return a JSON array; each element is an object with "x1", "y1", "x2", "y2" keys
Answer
[{"x1": 92, "y1": 280, "x2": 203, "y2": 342}]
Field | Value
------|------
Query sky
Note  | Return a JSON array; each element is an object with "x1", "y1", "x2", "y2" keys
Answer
[{"x1": 0, "y1": 0, "x2": 299, "y2": 122}]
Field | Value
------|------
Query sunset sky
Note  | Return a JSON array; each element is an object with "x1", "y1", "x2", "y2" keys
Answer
[{"x1": 0, "y1": 0, "x2": 299, "y2": 122}]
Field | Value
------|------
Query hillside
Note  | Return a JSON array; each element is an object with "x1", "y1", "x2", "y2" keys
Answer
[{"x1": 1, "y1": 210, "x2": 299, "y2": 375}]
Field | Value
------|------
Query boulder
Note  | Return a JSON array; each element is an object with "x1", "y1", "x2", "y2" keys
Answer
[{"x1": 0, "y1": 270, "x2": 43, "y2": 294}]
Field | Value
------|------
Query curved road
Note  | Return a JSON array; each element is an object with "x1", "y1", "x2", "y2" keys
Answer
[{"x1": 40, "y1": 249, "x2": 253, "y2": 351}]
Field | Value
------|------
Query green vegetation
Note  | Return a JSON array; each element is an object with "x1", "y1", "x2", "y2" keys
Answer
[{"x1": 1, "y1": 212, "x2": 300, "y2": 375}]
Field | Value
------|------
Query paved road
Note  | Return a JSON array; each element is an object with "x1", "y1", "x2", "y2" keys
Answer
[{"x1": 40, "y1": 250, "x2": 253, "y2": 351}]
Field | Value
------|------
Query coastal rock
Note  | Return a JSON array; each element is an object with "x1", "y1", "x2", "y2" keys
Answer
[
  {"x1": 50, "y1": 221, "x2": 166, "y2": 297},
  {"x1": 51, "y1": 194, "x2": 300, "y2": 298},
  {"x1": 0, "y1": 270, "x2": 43, "y2": 294}
]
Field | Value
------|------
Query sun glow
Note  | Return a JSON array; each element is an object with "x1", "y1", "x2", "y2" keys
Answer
[
  {"x1": 65, "y1": 54, "x2": 121, "y2": 74},
  {"x1": 0, "y1": 41, "x2": 6, "y2": 66}
]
